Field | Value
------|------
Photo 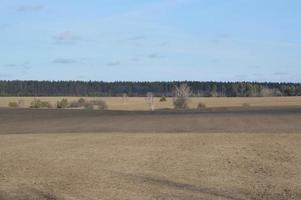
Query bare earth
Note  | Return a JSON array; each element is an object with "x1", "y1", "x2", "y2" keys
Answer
[
  {"x1": 1, "y1": 107, "x2": 301, "y2": 134},
  {"x1": 1, "y1": 107, "x2": 301, "y2": 199},
  {"x1": 1, "y1": 133, "x2": 301, "y2": 200}
]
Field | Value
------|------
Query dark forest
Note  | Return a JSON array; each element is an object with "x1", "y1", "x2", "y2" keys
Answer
[{"x1": 0, "y1": 80, "x2": 300, "y2": 97}]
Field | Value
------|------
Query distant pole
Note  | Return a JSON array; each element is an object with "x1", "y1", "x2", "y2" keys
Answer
[{"x1": 123, "y1": 93, "x2": 127, "y2": 105}]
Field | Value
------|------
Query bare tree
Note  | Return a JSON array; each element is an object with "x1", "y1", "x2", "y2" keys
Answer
[
  {"x1": 173, "y1": 84, "x2": 191, "y2": 109},
  {"x1": 146, "y1": 92, "x2": 155, "y2": 111},
  {"x1": 122, "y1": 93, "x2": 128, "y2": 105}
]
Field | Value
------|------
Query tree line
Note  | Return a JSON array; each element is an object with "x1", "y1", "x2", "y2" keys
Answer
[{"x1": 0, "y1": 80, "x2": 300, "y2": 97}]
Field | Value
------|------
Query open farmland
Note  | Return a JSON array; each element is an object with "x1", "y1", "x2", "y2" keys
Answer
[
  {"x1": 0, "y1": 106, "x2": 301, "y2": 199},
  {"x1": 1, "y1": 96, "x2": 301, "y2": 110},
  {"x1": 2, "y1": 0, "x2": 301, "y2": 199},
  {"x1": 1, "y1": 107, "x2": 301, "y2": 134},
  {"x1": 1, "y1": 133, "x2": 301, "y2": 200}
]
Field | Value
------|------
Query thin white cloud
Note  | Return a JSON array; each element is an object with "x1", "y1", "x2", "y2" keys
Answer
[
  {"x1": 53, "y1": 31, "x2": 81, "y2": 44},
  {"x1": 106, "y1": 61, "x2": 121, "y2": 67},
  {"x1": 3, "y1": 62, "x2": 30, "y2": 70},
  {"x1": 4, "y1": 64, "x2": 17, "y2": 67},
  {"x1": 148, "y1": 53, "x2": 166, "y2": 59},
  {"x1": 16, "y1": 5, "x2": 44, "y2": 12},
  {"x1": 128, "y1": 35, "x2": 147, "y2": 41},
  {"x1": 52, "y1": 58, "x2": 77, "y2": 64}
]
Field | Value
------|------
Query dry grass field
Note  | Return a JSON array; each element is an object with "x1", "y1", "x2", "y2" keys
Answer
[
  {"x1": 0, "y1": 133, "x2": 300, "y2": 200},
  {"x1": 1, "y1": 96, "x2": 301, "y2": 110}
]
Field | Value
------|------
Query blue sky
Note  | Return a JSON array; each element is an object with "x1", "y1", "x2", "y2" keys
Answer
[{"x1": 0, "y1": 0, "x2": 301, "y2": 82}]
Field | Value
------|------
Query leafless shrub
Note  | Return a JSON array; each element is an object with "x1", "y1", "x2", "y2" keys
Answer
[
  {"x1": 174, "y1": 98, "x2": 189, "y2": 110},
  {"x1": 30, "y1": 99, "x2": 52, "y2": 108},
  {"x1": 41, "y1": 101, "x2": 52, "y2": 108},
  {"x1": 173, "y1": 84, "x2": 191, "y2": 110},
  {"x1": 56, "y1": 99, "x2": 69, "y2": 108},
  {"x1": 69, "y1": 98, "x2": 86, "y2": 108},
  {"x1": 8, "y1": 101, "x2": 19, "y2": 108},
  {"x1": 159, "y1": 96, "x2": 167, "y2": 102},
  {"x1": 78, "y1": 97, "x2": 86, "y2": 104},
  {"x1": 197, "y1": 102, "x2": 206, "y2": 109}
]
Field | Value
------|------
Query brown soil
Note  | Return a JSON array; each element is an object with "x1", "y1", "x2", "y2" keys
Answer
[
  {"x1": 0, "y1": 133, "x2": 300, "y2": 200},
  {"x1": 1, "y1": 106, "x2": 301, "y2": 134},
  {"x1": 1, "y1": 107, "x2": 301, "y2": 199}
]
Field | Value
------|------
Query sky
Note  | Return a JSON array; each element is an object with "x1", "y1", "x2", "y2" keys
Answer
[{"x1": 0, "y1": 0, "x2": 301, "y2": 82}]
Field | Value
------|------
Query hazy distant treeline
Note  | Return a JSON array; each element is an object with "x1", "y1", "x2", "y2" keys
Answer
[{"x1": 0, "y1": 80, "x2": 300, "y2": 97}]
